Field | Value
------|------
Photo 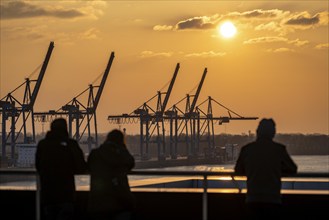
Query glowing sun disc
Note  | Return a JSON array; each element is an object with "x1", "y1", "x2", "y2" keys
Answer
[{"x1": 219, "y1": 22, "x2": 237, "y2": 38}]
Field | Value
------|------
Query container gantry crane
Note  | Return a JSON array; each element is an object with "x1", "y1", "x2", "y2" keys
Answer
[
  {"x1": 34, "y1": 52, "x2": 115, "y2": 152},
  {"x1": 108, "y1": 65, "x2": 258, "y2": 162},
  {"x1": 108, "y1": 63, "x2": 180, "y2": 160},
  {"x1": 165, "y1": 68, "x2": 207, "y2": 159},
  {"x1": 194, "y1": 96, "x2": 258, "y2": 158},
  {"x1": 0, "y1": 41, "x2": 54, "y2": 165}
]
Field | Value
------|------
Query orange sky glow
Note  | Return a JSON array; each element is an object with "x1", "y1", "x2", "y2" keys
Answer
[{"x1": 1, "y1": 1, "x2": 328, "y2": 135}]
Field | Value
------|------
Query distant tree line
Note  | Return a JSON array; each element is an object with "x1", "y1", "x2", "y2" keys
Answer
[
  {"x1": 213, "y1": 133, "x2": 328, "y2": 155},
  {"x1": 5, "y1": 133, "x2": 327, "y2": 156},
  {"x1": 107, "y1": 133, "x2": 329, "y2": 156},
  {"x1": 275, "y1": 134, "x2": 328, "y2": 155}
]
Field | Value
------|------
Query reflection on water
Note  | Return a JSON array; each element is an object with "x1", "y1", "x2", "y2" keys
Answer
[
  {"x1": 145, "y1": 164, "x2": 234, "y2": 172},
  {"x1": 0, "y1": 181, "x2": 37, "y2": 190},
  {"x1": 292, "y1": 155, "x2": 329, "y2": 173},
  {"x1": 137, "y1": 155, "x2": 329, "y2": 173}
]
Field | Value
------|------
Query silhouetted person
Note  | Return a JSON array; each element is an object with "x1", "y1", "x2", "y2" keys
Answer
[
  {"x1": 235, "y1": 118, "x2": 297, "y2": 220},
  {"x1": 36, "y1": 118, "x2": 87, "y2": 220},
  {"x1": 88, "y1": 129, "x2": 135, "y2": 220}
]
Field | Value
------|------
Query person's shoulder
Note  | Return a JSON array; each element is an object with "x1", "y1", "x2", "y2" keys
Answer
[
  {"x1": 238, "y1": 142, "x2": 253, "y2": 155},
  {"x1": 88, "y1": 147, "x2": 101, "y2": 158},
  {"x1": 89, "y1": 147, "x2": 99, "y2": 154},
  {"x1": 67, "y1": 138, "x2": 80, "y2": 146},
  {"x1": 272, "y1": 141, "x2": 286, "y2": 149},
  {"x1": 241, "y1": 142, "x2": 256, "y2": 150},
  {"x1": 87, "y1": 147, "x2": 102, "y2": 163},
  {"x1": 37, "y1": 138, "x2": 46, "y2": 144},
  {"x1": 37, "y1": 138, "x2": 48, "y2": 148},
  {"x1": 67, "y1": 138, "x2": 78, "y2": 143}
]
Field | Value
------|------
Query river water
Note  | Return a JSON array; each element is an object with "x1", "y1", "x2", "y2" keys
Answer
[
  {"x1": 148, "y1": 155, "x2": 329, "y2": 173},
  {"x1": 0, "y1": 155, "x2": 327, "y2": 191}
]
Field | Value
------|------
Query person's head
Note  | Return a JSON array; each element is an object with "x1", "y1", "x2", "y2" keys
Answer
[
  {"x1": 50, "y1": 118, "x2": 68, "y2": 135},
  {"x1": 256, "y1": 118, "x2": 276, "y2": 139},
  {"x1": 106, "y1": 129, "x2": 125, "y2": 145}
]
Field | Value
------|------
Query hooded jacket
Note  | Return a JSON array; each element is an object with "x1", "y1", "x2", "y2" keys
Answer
[
  {"x1": 87, "y1": 141, "x2": 135, "y2": 214},
  {"x1": 35, "y1": 129, "x2": 87, "y2": 205}
]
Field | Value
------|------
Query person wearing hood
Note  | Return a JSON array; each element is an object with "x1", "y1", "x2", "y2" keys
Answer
[
  {"x1": 36, "y1": 118, "x2": 87, "y2": 220},
  {"x1": 87, "y1": 129, "x2": 135, "y2": 220},
  {"x1": 234, "y1": 118, "x2": 297, "y2": 219}
]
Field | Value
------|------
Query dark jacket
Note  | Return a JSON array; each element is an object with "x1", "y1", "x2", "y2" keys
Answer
[
  {"x1": 87, "y1": 141, "x2": 135, "y2": 214},
  {"x1": 235, "y1": 138, "x2": 297, "y2": 204},
  {"x1": 35, "y1": 130, "x2": 87, "y2": 205}
]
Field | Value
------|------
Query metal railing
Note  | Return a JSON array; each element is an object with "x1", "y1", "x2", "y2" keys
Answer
[{"x1": 0, "y1": 169, "x2": 328, "y2": 220}]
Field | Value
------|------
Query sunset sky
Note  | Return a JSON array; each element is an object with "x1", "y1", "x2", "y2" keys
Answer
[{"x1": 1, "y1": 1, "x2": 328, "y2": 135}]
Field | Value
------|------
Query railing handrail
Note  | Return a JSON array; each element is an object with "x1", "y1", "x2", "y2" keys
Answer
[
  {"x1": 0, "y1": 169, "x2": 328, "y2": 178},
  {"x1": 1, "y1": 168, "x2": 328, "y2": 220}
]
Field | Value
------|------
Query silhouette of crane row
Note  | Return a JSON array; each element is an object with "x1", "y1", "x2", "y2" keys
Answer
[
  {"x1": 34, "y1": 52, "x2": 115, "y2": 152},
  {"x1": 1, "y1": 42, "x2": 54, "y2": 165},
  {"x1": 1, "y1": 42, "x2": 257, "y2": 166},
  {"x1": 1, "y1": 42, "x2": 114, "y2": 166},
  {"x1": 108, "y1": 63, "x2": 258, "y2": 161}
]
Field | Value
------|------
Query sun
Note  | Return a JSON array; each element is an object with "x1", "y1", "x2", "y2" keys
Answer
[{"x1": 219, "y1": 21, "x2": 237, "y2": 38}]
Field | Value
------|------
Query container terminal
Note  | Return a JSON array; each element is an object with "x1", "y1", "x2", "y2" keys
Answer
[{"x1": 1, "y1": 42, "x2": 257, "y2": 169}]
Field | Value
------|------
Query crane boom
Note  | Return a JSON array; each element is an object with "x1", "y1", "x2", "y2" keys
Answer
[
  {"x1": 189, "y1": 68, "x2": 207, "y2": 114},
  {"x1": 161, "y1": 63, "x2": 180, "y2": 114},
  {"x1": 29, "y1": 41, "x2": 54, "y2": 108},
  {"x1": 93, "y1": 52, "x2": 115, "y2": 110}
]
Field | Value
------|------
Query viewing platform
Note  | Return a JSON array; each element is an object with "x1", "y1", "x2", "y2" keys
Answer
[{"x1": 0, "y1": 170, "x2": 328, "y2": 220}]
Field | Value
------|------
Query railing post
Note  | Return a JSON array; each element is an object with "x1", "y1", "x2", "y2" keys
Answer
[
  {"x1": 36, "y1": 174, "x2": 41, "y2": 220},
  {"x1": 231, "y1": 175, "x2": 242, "y2": 193},
  {"x1": 202, "y1": 174, "x2": 208, "y2": 220}
]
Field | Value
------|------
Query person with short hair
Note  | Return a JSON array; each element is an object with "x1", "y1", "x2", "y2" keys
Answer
[
  {"x1": 36, "y1": 118, "x2": 87, "y2": 220},
  {"x1": 88, "y1": 129, "x2": 135, "y2": 220},
  {"x1": 235, "y1": 118, "x2": 297, "y2": 219}
]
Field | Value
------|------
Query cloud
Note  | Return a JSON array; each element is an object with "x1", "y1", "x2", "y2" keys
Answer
[
  {"x1": 139, "y1": 50, "x2": 226, "y2": 58},
  {"x1": 185, "y1": 51, "x2": 226, "y2": 58},
  {"x1": 267, "y1": 48, "x2": 295, "y2": 53},
  {"x1": 227, "y1": 9, "x2": 288, "y2": 19},
  {"x1": 54, "y1": 28, "x2": 102, "y2": 43},
  {"x1": 244, "y1": 36, "x2": 309, "y2": 48},
  {"x1": 276, "y1": 11, "x2": 328, "y2": 34},
  {"x1": 242, "y1": 9, "x2": 278, "y2": 18},
  {"x1": 0, "y1": 1, "x2": 85, "y2": 19},
  {"x1": 318, "y1": 12, "x2": 329, "y2": 25},
  {"x1": 162, "y1": 9, "x2": 288, "y2": 31},
  {"x1": 255, "y1": 21, "x2": 281, "y2": 32},
  {"x1": 315, "y1": 43, "x2": 329, "y2": 50},
  {"x1": 140, "y1": 51, "x2": 173, "y2": 58},
  {"x1": 153, "y1": 25, "x2": 173, "y2": 31},
  {"x1": 167, "y1": 10, "x2": 284, "y2": 31},
  {"x1": 155, "y1": 9, "x2": 327, "y2": 37},
  {"x1": 262, "y1": 11, "x2": 329, "y2": 35},
  {"x1": 243, "y1": 36, "x2": 288, "y2": 44},
  {"x1": 1, "y1": 25, "x2": 48, "y2": 41},
  {"x1": 45, "y1": 28, "x2": 102, "y2": 44},
  {"x1": 2, "y1": 25, "x2": 101, "y2": 43},
  {"x1": 79, "y1": 28, "x2": 101, "y2": 40},
  {"x1": 285, "y1": 12, "x2": 320, "y2": 26},
  {"x1": 288, "y1": 39, "x2": 309, "y2": 47},
  {"x1": 175, "y1": 16, "x2": 218, "y2": 30}
]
